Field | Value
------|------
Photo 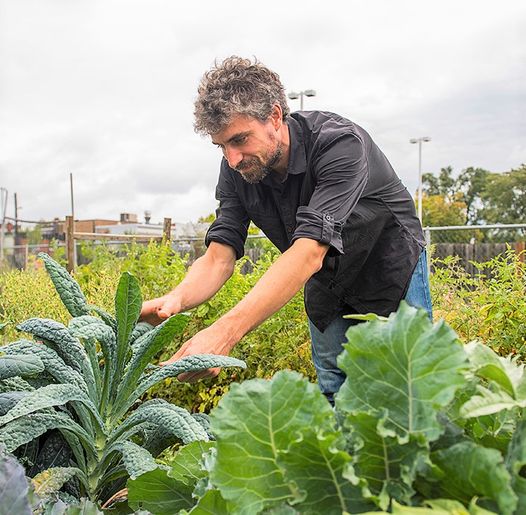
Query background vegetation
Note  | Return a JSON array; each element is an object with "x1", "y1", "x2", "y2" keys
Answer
[{"x1": 1, "y1": 242, "x2": 525, "y2": 413}]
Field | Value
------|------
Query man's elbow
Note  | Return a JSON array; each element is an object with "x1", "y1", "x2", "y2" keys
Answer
[{"x1": 293, "y1": 238, "x2": 330, "y2": 275}]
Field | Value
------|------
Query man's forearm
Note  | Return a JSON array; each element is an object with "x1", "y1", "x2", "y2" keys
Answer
[
  {"x1": 214, "y1": 238, "x2": 329, "y2": 348},
  {"x1": 169, "y1": 243, "x2": 235, "y2": 311}
]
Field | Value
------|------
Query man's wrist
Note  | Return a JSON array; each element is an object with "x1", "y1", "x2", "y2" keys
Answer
[{"x1": 213, "y1": 315, "x2": 244, "y2": 353}]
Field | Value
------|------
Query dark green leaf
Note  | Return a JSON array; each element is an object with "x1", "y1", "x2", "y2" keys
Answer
[
  {"x1": 114, "y1": 272, "x2": 142, "y2": 382},
  {"x1": 112, "y1": 440, "x2": 159, "y2": 479},
  {"x1": 38, "y1": 253, "x2": 90, "y2": 318},
  {"x1": 0, "y1": 354, "x2": 44, "y2": 380}
]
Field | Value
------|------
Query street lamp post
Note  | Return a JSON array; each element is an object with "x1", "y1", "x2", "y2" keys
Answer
[
  {"x1": 409, "y1": 137, "x2": 431, "y2": 222},
  {"x1": 288, "y1": 89, "x2": 316, "y2": 110}
]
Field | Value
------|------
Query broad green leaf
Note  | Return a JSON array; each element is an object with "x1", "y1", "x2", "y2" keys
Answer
[
  {"x1": 31, "y1": 467, "x2": 86, "y2": 498},
  {"x1": 112, "y1": 440, "x2": 159, "y2": 479},
  {"x1": 209, "y1": 370, "x2": 335, "y2": 515},
  {"x1": 186, "y1": 489, "x2": 229, "y2": 514},
  {"x1": 113, "y1": 314, "x2": 189, "y2": 416},
  {"x1": 429, "y1": 441, "x2": 517, "y2": 515},
  {"x1": 505, "y1": 419, "x2": 526, "y2": 514},
  {"x1": 460, "y1": 385, "x2": 526, "y2": 418},
  {"x1": 465, "y1": 341, "x2": 525, "y2": 397},
  {"x1": 38, "y1": 253, "x2": 90, "y2": 318},
  {"x1": 336, "y1": 302, "x2": 469, "y2": 443},
  {"x1": 279, "y1": 423, "x2": 375, "y2": 514},
  {"x1": 168, "y1": 441, "x2": 215, "y2": 486},
  {"x1": 2, "y1": 341, "x2": 89, "y2": 394},
  {"x1": 120, "y1": 354, "x2": 245, "y2": 413},
  {"x1": 0, "y1": 354, "x2": 44, "y2": 380},
  {"x1": 0, "y1": 383, "x2": 103, "y2": 433},
  {"x1": 114, "y1": 272, "x2": 142, "y2": 382},
  {"x1": 17, "y1": 318, "x2": 97, "y2": 401},
  {"x1": 0, "y1": 412, "x2": 97, "y2": 460},
  {"x1": 0, "y1": 446, "x2": 32, "y2": 515},
  {"x1": 346, "y1": 411, "x2": 429, "y2": 510},
  {"x1": 63, "y1": 498, "x2": 104, "y2": 514},
  {"x1": 127, "y1": 467, "x2": 195, "y2": 514},
  {"x1": 343, "y1": 313, "x2": 388, "y2": 322}
]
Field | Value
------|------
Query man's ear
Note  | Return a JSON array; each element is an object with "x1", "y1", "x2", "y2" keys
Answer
[{"x1": 270, "y1": 104, "x2": 282, "y2": 130}]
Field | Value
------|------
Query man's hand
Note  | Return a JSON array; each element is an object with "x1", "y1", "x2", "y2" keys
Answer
[
  {"x1": 160, "y1": 322, "x2": 238, "y2": 382},
  {"x1": 139, "y1": 292, "x2": 182, "y2": 326}
]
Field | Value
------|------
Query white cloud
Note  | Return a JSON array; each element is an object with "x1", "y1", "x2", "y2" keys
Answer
[{"x1": 1, "y1": 0, "x2": 525, "y2": 222}]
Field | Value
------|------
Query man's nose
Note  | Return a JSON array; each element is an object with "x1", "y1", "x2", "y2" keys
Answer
[{"x1": 224, "y1": 147, "x2": 243, "y2": 169}]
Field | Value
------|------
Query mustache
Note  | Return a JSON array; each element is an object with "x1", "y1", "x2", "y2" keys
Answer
[{"x1": 235, "y1": 158, "x2": 260, "y2": 171}]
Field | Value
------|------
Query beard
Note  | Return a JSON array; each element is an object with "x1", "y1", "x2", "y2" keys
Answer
[{"x1": 235, "y1": 142, "x2": 283, "y2": 184}]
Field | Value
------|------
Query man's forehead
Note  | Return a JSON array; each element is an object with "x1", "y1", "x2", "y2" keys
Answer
[{"x1": 211, "y1": 114, "x2": 262, "y2": 143}]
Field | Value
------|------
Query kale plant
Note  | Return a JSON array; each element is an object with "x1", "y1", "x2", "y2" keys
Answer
[{"x1": 0, "y1": 253, "x2": 245, "y2": 507}]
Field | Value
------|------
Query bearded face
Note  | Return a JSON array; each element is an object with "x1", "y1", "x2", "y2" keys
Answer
[{"x1": 234, "y1": 142, "x2": 283, "y2": 184}]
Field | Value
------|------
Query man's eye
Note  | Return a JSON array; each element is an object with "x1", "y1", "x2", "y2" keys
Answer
[{"x1": 233, "y1": 136, "x2": 247, "y2": 145}]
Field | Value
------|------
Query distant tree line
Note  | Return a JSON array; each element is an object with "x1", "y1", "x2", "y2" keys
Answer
[{"x1": 421, "y1": 163, "x2": 526, "y2": 242}]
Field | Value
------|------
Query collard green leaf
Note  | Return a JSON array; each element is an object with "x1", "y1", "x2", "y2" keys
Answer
[
  {"x1": 168, "y1": 441, "x2": 215, "y2": 486},
  {"x1": 346, "y1": 412, "x2": 428, "y2": 510},
  {"x1": 2, "y1": 341, "x2": 89, "y2": 394},
  {"x1": 0, "y1": 446, "x2": 32, "y2": 515},
  {"x1": 0, "y1": 354, "x2": 44, "y2": 380},
  {"x1": 209, "y1": 370, "x2": 336, "y2": 515},
  {"x1": 336, "y1": 302, "x2": 469, "y2": 444},
  {"x1": 460, "y1": 386, "x2": 526, "y2": 418},
  {"x1": 428, "y1": 441, "x2": 516, "y2": 515},
  {"x1": 31, "y1": 430, "x2": 72, "y2": 475},
  {"x1": 186, "y1": 489, "x2": 229, "y2": 514},
  {"x1": 279, "y1": 423, "x2": 374, "y2": 514},
  {"x1": 0, "y1": 383, "x2": 103, "y2": 433},
  {"x1": 0, "y1": 376, "x2": 34, "y2": 393},
  {"x1": 38, "y1": 253, "x2": 90, "y2": 318},
  {"x1": 62, "y1": 498, "x2": 104, "y2": 514},
  {"x1": 505, "y1": 419, "x2": 526, "y2": 514},
  {"x1": 112, "y1": 440, "x2": 159, "y2": 479},
  {"x1": 69, "y1": 316, "x2": 116, "y2": 358},
  {"x1": 127, "y1": 467, "x2": 195, "y2": 514},
  {"x1": 31, "y1": 467, "x2": 86, "y2": 498}
]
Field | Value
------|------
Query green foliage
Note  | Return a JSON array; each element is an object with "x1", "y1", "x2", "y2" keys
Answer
[
  {"x1": 430, "y1": 249, "x2": 526, "y2": 358},
  {"x1": 130, "y1": 303, "x2": 526, "y2": 513},
  {"x1": 0, "y1": 253, "x2": 245, "y2": 508}
]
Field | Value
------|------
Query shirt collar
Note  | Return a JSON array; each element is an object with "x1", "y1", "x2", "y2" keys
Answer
[{"x1": 262, "y1": 115, "x2": 307, "y2": 187}]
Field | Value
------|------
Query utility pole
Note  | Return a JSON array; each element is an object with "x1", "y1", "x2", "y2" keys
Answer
[
  {"x1": 14, "y1": 193, "x2": 19, "y2": 245},
  {"x1": 69, "y1": 173, "x2": 76, "y2": 267},
  {"x1": 0, "y1": 187, "x2": 8, "y2": 262}
]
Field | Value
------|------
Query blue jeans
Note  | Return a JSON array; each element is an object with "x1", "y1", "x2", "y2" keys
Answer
[{"x1": 308, "y1": 249, "x2": 433, "y2": 403}]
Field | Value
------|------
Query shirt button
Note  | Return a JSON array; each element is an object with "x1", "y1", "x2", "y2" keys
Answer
[{"x1": 325, "y1": 214, "x2": 332, "y2": 221}]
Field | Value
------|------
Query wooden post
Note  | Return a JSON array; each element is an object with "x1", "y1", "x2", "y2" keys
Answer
[
  {"x1": 65, "y1": 216, "x2": 75, "y2": 272},
  {"x1": 163, "y1": 218, "x2": 172, "y2": 243}
]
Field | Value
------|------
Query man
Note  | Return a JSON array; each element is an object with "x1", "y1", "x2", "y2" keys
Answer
[{"x1": 140, "y1": 56, "x2": 432, "y2": 403}]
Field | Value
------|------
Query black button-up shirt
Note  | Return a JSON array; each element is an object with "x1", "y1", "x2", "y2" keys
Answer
[{"x1": 205, "y1": 111, "x2": 425, "y2": 331}]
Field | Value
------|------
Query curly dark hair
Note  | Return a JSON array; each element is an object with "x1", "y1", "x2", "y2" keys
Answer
[{"x1": 194, "y1": 56, "x2": 290, "y2": 135}]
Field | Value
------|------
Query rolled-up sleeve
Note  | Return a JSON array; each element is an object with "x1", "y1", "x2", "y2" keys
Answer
[
  {"x1": 291, "y1": 132, "x2": 368, "y2": 255},
  {"x1": 205, "y1": 162, "x2": 249, "y2": 260}
]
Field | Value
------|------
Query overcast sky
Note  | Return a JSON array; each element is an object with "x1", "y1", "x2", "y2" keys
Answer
[{"x1": 1, "y1": 0, "x2": 525, "y2": 225}]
